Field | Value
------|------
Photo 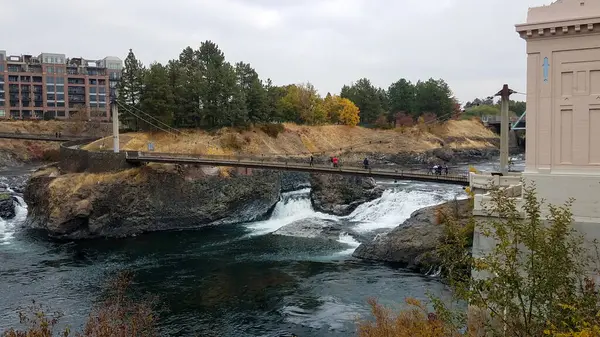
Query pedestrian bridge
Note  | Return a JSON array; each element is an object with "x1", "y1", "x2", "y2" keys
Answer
[{"x1": 125, "y1": 151, "x2": 470, "y2": 186}]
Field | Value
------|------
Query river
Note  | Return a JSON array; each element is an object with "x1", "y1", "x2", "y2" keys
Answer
[{"x1": 0, "y1": 158, "x2": 522, "y2": 336}]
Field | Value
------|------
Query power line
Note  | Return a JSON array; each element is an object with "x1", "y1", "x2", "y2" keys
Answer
[
  {"x1": 118, "y1": 101, "x2": 183, "y2": 134},
  {"x1": 117, "y1": 102, "x2": 178, "y2": 136}
]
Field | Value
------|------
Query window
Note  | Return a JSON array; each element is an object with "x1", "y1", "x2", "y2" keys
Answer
[
  {"x1": 35, "y1": 110, "x2": 43, "y2": 118},
  {"x1": 99, "y1": 95, "x2": 106, "y2": 102},
  {"x1": 56, "y1": 93, "x2": 64, "y2": 101},
  {"x1": 44, "y1": 57, "x2": 48, "y2": 64},
  {"x1": 90, "y1": 87, "x2": 97, "y2": 94},
  {"x1": 0, "y1": 109, "x2": 4, "y2": 117},
  {"x1": 90, "y1": 79, "x2": 97, "y2": 85},
  {"x1": 0, "y1": 64, "x2": 3, "y2": 72},
  {"x1": 46, "y1": 77, "x2": 55, "y2": 84},
  {"x1": 0, "y1": 76, "x2": 4, "y2": 83},
  {"x1": 99, "y1": 102, "x2": 106, "y2": 108},
  {"x1": 47, "y1": 102, "x2": 55, "y2": 107},
  {"x1": 57, "y1": 102, "x2": 65, "y2": 107},
  {"x1": 33, "y1": 76, "x2": 42, "y2": 83},
  {"x1": 10, "y1": 110, "x2": 20, "y2": 118},
  {"x1": 47, "y1": 94, "x2": 55, "y2": 100},
  {"x1": 46, "y1": 85, "x2": 54, "y2": 93},
  {"x1": 0, "y1": 93, "x2": 4, "y2": 99},
  {"x1": 89, "y1": 94, "x2": 97, "y2": 102},
  {"x1": 99, "y1": 86, "x2": 106, "y2": 94},
  {"x1": 0, "y1": 101, "x2": 4, "y2": 107},
  {"x1": 57, "y1": 110, "x2": 65, "y2": 117},
  {"x1": 56, "y1": 77, "x2": 64, "y2": 84},
  {"x1": 56, "y1": 85, "x2": 64, "y2": 93},
  {"x1": 8, "y1": 76, "x2": 18, "y2": 82}
]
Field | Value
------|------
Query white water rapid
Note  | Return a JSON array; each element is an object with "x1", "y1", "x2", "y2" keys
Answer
[
  {"x1": 246, "y1": 181, "x2": 466, "y2": 256},
  {"x1": 0, "y1": 196, "x2": 27, "y2": 245}
]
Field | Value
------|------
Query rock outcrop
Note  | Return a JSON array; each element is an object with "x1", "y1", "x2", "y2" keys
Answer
[
  {"x1": 309, "y1": 174, "x2": 384, "y2": 216},
  {"x1": 0, "y1": 195, "x2": 15, "y2": 219},
  {"x1": 352, "y1": 199, "x2": 473, "y2": 272},
  {"x1": 273, "y1": 218, "x2": 343, "y2": 240},
  {"x1": 24, "y1": 165, "x2": 281, "y2": 239}
]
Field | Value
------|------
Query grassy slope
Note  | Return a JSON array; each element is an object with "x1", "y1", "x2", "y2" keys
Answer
[{"x1": 83, "y1": 120, "x2": 497, "y2": 157}]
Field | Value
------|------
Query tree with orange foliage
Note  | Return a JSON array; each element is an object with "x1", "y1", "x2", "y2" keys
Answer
[{"x1": 322, "y1": 94, "x2": 360, "y2": 126}]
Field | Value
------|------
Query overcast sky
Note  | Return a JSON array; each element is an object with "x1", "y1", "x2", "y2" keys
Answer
[{"x1": 2, "y1": 0, "x2": 552, "y2": 103}]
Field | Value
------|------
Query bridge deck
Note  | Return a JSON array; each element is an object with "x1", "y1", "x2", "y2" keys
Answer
[
  {"x1": 0, "y1": 132, "x2": 90, "y2": 142},
  {"x1": 126, "y1": 152, "x2": 469, "y2": 186}
]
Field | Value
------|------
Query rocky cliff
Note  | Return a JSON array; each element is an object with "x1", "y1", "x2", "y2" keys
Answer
[
  {"x1": 24, "y1": 165, "x2": 282, "y2": 239},
  {"x1": 352, "y1": 198, "x2": 473, "y2": 273},
  {"x1": 309, "y1": 174, "x2": 384, "y2": 216}
]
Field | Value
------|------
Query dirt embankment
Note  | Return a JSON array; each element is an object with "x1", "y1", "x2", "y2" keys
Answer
[
  {"x1": 0, "y1": 120, "x2": 112, "y2": 166},
  {"x1": 83, "y1": 119, "x2": 499, "y2": 166}
]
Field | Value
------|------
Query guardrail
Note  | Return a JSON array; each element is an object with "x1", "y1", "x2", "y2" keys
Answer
[{"x1": 125, "y1": 151, "x2": 470, "y2": 185}]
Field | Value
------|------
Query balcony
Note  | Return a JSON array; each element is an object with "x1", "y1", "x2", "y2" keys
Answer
[
  {"x1": 67, "y1": 78, "x2": 85, "y2": 85},
  {"x1": 9, "y1": 87, "x2": 19, "y2": 94},
  {"x1": 33, "y1": 76, "x2": 43, "y2": 83},
  {"x1": 7, "y1": 66, "x2": 23, "y2": 73},
  {"x1": 8, "y1": 76, "x2": 18, "y2": 82},
  {"x1": 68, "y1": 88, "x2": 85, "y2": 95},
  {"x1": 34, "y1": 101, "x2": 43, "y2": 107},
  {"x1": 68, "y1": 95, "x2": 86, "y2": 103}
]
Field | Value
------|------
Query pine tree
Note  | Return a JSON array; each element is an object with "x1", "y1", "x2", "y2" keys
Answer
[
  {"x1": 140, "y1": 63, "x2": 174, "y2": 130},
  {"x1": 235, "y1": 62, "x2": 268, "y2": 124},
  {"x1": 117, "y1": 49, "x2": 145, "y2": 129}
]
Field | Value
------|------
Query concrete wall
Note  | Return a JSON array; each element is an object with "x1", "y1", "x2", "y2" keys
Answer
[
  {"x1": 516, "y1": 0, "x2": 600, "y2": 222},
  {"x1": 59, "y1": 139, "x2": 133, "y2": 173}
]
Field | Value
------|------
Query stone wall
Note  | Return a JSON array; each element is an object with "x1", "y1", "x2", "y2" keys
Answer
[{"x1": 59, "y1": 139, "x2": 134, "y2": 173}]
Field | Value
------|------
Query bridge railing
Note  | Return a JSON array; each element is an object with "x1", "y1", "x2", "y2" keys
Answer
[{"x1": 127, "y1": 151, "x2": 469, "y2": 180}]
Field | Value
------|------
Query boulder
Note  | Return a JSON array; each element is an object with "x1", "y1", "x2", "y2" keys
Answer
[
  {"x1": 273, "y1": 218, "x2": 343, "y2": 240},
  {"x1": 24, "y1": 165, "x2": 282, "y2": 239},
  {"x1": 353, "y1": 199, "x2": 472, "y2": 272},
  {"x1": 0, "y1": 194, "x2": 15, "y2": 219},
  {"x1": 309, "y1": 174, "x2": 384, "y2": 216}
]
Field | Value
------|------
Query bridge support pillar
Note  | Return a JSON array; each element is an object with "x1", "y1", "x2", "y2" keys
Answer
[{"x1": 112, "y1": 92, "x2": 120, "y2": 153}]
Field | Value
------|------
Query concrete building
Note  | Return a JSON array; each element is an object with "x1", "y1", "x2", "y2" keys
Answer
[
  {"x1": 0, "y1": 51, "x2": 122, "y2": 121},
  {"x1": 516, "y1": 0, "x2": 600, "y2": 223},
  {"x1": 471, "y1": 0, "x2": 600, "y2": 222}
]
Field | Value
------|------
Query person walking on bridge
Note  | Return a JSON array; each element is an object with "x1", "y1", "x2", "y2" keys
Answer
[
  {"x1": 363, "y1": 157, "x2": 370, "y2": 170},
  {"x1": 333, "y1": 157, "x2": 339, "y2": 168},
  {"x1": 310, "y1": 155, "x2": 314, "y2": 167}
]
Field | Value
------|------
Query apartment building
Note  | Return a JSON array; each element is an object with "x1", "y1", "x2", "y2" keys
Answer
[{"x1": 0, "y1": 50, "x2": 122, "y2": 120}]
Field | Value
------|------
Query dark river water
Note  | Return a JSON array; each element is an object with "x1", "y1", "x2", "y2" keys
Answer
[{"x1": 0, "y1": 158, "x2": 522, "y2": 336}]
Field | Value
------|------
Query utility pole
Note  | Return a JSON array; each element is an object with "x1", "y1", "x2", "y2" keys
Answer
[
  {"x1": 111, "y1": 91, "x2": 120, "y2": 153},
  {"x1": 495, "y1": 84, "x2": 515, "y2": 174}
]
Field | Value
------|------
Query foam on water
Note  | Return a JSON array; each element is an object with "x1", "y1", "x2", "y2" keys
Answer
[
  {"x1": 346, "y1": 188, "x2": 461, "y2": 233},
  {"x1": 245, "y1": 189, "x2": 336, "y2": 236},
  {"x1": 0, "y1": 196, "x2": 27, "y2": 245}
]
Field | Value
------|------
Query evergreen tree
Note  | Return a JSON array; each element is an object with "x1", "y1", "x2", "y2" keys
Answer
[
  {"x1": 388, "y1": 78, "x2": 415, "y2": 117},
  {"x1": 196, "y1": 41, "x2": 247, "y2": 128},
  {"x1": 340, "y1": 78, "x2": 384, "y2": 125},
  {"x1": 140, "y1": 62, "x2": 174, "y2": 129},
  {"x1": 412, "y1": 78, "x2": 455, "y2": 119},
  {"x1": 265, "y1": 79, "x2": 286, "y2": 122},
  {"x1": 235, "y1": 62, "x2": 268, "y2": 124},
  {"x1": 117, "y1": 49, "x2": 145, "y2": 129}
]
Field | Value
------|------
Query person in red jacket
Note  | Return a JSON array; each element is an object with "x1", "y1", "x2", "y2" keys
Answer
[{"x1": 332, "y1": 157, "x2": 339, "y2": 168}]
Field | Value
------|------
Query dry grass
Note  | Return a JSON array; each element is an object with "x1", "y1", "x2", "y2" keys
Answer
[
  {"x1": 357, "y1": 298, "x2": 464, "y2": 337},
  {"x1": 0, "y1": 120, "x2": 111, "y2": 136},
  {"x1": 0, "y1": 139, "x2": 60, "y2": 162},
  {"x1": 82, "y1": 120, "x2": 497, "y2": 157}
]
